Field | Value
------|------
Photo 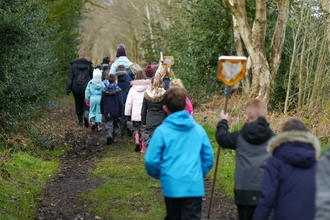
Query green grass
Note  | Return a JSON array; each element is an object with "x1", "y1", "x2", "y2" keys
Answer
[
  {"x1": 85, "y1": 138, "x2": 165, "y2": 219},
  {"x1": 0, "y1": 152, "x2": 60, "y2": 219},
  {"x1": 203, "y1": 125, "x2": 236, "y2": 198},
  {"x1": 86, "y1": 123, "x2": 238, "y2": 219}
]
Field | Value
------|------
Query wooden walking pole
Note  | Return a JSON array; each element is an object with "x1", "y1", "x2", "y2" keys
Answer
[{"x1": 207, "y1": 56, "x2": 247, "y2": 219}]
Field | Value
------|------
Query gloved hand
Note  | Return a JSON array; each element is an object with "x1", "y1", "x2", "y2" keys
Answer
[
  {"x1": 125, "y1": 116, "x2": 131, "y2": 121},
  {"x1": 85, "y1": 100, "x2": 90, "y2": 106},
  {"x1": 66, "y1": 91, "x2": 71, "y2": 95}
]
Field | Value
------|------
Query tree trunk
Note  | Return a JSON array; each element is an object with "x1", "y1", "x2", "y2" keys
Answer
[
  {"x1": 320, "y1": 0, "x2": 330, "y2": 53},
  {"x1": 232, "y1": 15, "x2": 250, "y2": 93},
  {"x1": 284, "y1": 0, "x2": 305, "y2": 113},
  {"x1": 145, "y1": 0, "x2": 155, "y2": 53},
  {"x1": 298, "y1": 0, "x2": 312, "y2": 109},
  {"x1": 222, "y1": 0, "x2": 290, "y2": 101}
]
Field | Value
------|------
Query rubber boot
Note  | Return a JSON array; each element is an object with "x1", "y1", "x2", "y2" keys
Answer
[
  {"x1": 140, "y1": 140, "x2": 146, "y2": 154},
  {"x1": 134, "y1": 132, "x2": 141, "y2": 152}
]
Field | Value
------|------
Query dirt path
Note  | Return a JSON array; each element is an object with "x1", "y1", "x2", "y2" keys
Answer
[
  {"x1": 35, "y1": 102, "x2": 110, "y2": 219},
  {"x1": 36, "y1": 102, "x2": 237, "y2": 220}
]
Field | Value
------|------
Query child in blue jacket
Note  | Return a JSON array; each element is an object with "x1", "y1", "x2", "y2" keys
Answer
[
  {"x1": 145, "y1": 87, "x2": 214, "y2": 219},
  {"x1": 100, "y1": 74, "x2": 124, "y2": 145},
  {"x1": 85, "y1": 68, "x2": 105, "y2": 131}
]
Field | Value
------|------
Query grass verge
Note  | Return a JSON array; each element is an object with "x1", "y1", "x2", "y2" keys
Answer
[
  {"x1": 0, "y1": 151, "x2": 62, "y2": 219},
  {"x1": 85, "y1": 137, "x2": 165, "y2": 219}
]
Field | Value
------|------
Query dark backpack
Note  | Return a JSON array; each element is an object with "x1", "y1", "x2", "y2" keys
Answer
[{"x1": 98, "y1": 64, "x2": 110, "y2": 81}]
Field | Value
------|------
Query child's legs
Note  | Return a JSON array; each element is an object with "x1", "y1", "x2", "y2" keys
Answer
[
  {"x1": 236, "y1": 204, "x2": 256, "y2": 220},
  {"x1": 140, "y1": 127, "x2": 150, "y2": 141},
  {"x1": 90, "y1": 96, "x2": 102, "y2": 123},
  {"x1": 113, "y1": 117, "x2": 120, "y2": 142},
  {"x1": 164, "y1": 197, "x2": 202, "y2": 220},
  {"x1": 119, "y1": 116, "x2": 127, "y2": 136},
  {"x1": 132, "y1": 121, "x2": 141, "y2": 137},
  {"x1": 164, "y1": 197, "x2": 181, "y2": 220},
  {"x1": 105, "y1": 116, "x2": 114, "y2": 138},
  {"x1": 180, "y1": 197, "x2": 202, "y2": 220}
]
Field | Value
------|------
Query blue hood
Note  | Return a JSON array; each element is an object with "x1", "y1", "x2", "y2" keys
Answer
[
  {"x1": 90, "y1": 78, "x2": 104, "y2": 90},
  {"x1": 162, "y1": 110, "x2": 195, "y2": 131}
]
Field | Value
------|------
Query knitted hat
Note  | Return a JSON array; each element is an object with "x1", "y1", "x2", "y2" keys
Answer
[
  {"x1": 116, "y1": 44, "x2": 126, "y2": 57},
  {"x1": 145, "y1": 65, "x2": 154, "y2": 78},
  {"x1": 93, "y1": 68, "x2": 102, "y2": 79}
]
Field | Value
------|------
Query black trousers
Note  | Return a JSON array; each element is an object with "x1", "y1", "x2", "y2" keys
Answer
[
  {"x1": 73, "y1": 92, "x2": 89, "y2": 121},
  {"x1": 237, "y1": 205, "x2": 256, "y2": 220},
  {"x1": 164, "y1": 197, "x2": 202, "y2": 220}
]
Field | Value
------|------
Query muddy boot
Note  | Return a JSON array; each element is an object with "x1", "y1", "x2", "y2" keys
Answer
[
  {"x1": 107, "y1": 137, "x2": 113, "y2": 145},
  {"x1": 134, "y1": 132, "x2": 141, "y2": 152},
  {"x1": 113, "y1": 133, "x2": 118, "y2": 143},
  {"x1": 91, "y1": 117, "x2": 96, "y2": 131},
  {"x1": 83, "y1": 110, "x2": 89, "y2": 127},
  {"x1": 96, "y1": 123, "x2": 102, "y2": 132}
]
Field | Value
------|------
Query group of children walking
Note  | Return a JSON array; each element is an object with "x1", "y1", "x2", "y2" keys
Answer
[
  {"x1": 145, "y1": 96, "x2": 325, "y2": 220},
  {"x1": 68, "y1": 44, "x2": 194, "y2": 151},
  {"x1": 68, "y1": 47, "x2": 326, "y2": 220}
]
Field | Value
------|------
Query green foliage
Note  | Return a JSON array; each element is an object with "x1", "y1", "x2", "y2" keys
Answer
[
  {"x1": 0, "y1": 0, "x2": 84, "y2": 133},
  {"x1": 203, "y1": 125, "x2": 236, "y2": 197},
  {"x1": 141, "y1": 0, "x2": 235, "y2": 100},
  {"x1": 46, "y1": 0, "x2": 86, "y2": 82}
]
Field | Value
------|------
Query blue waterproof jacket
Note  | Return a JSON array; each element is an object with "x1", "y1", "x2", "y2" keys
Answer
[
  {"x1": 145, "y1": 110, "x2": 214, "y2": 198},
  {"x1": 253, "y1": 131, "x2": 321, "y2": 220}
]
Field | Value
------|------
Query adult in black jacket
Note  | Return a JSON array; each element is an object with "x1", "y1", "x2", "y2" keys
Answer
[{"x1": 66, "y1": 50, "x2": 93, "y2": 127}]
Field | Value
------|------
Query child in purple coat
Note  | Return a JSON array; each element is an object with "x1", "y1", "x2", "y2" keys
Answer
[{"x1": 253, "y1": 119, "x2": 320, "y2": 220}]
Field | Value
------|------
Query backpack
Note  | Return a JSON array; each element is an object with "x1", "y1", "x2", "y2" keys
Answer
[{"x1": 99, "y1": 64, "x2": 110, "y2": 81}]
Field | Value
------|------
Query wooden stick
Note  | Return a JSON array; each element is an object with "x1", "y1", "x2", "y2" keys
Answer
[{"x1": 207, "y1": 86, "x2": 231, "y2": 219}]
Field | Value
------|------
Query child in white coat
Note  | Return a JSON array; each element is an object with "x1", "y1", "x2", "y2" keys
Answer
[{"x1": 125, "y1": 70, "x2": 151, "y2": 151}]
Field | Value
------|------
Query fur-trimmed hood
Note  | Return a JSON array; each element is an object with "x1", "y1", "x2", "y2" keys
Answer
[
  {"x1": 103, "y1": 83, "x2": 121, "y2": 95},
  {"x1": 268, "y1": 131, "x2": 320, "y2": 168},
  {"x1": 268, "y1": 131, "x2": 320, "y2": 158},
  {"x1": 115, "y1": 70, "x2": 128, "y2": 76},
  {"x1": 144, "y1": 88, "x2": 166, "y2": 103},
  {"x1": 130, "y1": 79, "x2": 150, "y2": 93}
]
